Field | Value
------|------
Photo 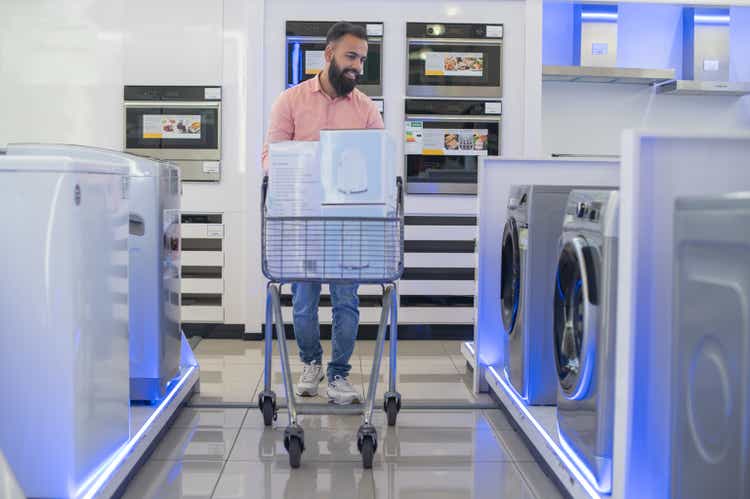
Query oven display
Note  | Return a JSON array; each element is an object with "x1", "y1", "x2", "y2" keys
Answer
[
  {"x1": 425, "y1": 52, "x2": 484, "y2": 77},
  {"x1": 405, "y1": 121, "x2": 488, "y2": 156},
  {"x1": 143, "y1": 115, "x2": 201, "y2": 140}
]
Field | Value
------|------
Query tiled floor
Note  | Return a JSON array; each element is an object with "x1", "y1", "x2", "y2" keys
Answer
[{"x1": 122, "y1": 339, "x2": 563, "y2": 498}]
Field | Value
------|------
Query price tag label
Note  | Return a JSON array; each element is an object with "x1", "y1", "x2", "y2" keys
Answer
[
  {"x1": 206, "y1": 224, "x2": 224, "y2": 238},
  {"x1": 592, "y1": 43, "x2": 609, "y2": 56},
  {"x1": 202, "y1": 161, "x2": 220, "y2": 174},
  {"x1": 703, "y1": 59, "x2": 720, "y2": 72},
  {"x1": 366, "y1": 24, "x2": 383, "y2": 36},
  {"x1": 486, "y1": 25, "x2": 503, "y2": 38},
  {"x1": 485, "y1": 102, "x2": 502, "y2": 114},
  {"x1": 204, "y1": 87, "x2": 221, "y2": 100}
]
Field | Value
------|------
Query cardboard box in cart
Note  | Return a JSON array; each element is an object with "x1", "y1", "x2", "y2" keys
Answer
[
  {"x1": 320, "y1": 130, "x2": 398, "y2": 280},
  {"x1": 266, "y1": 130, "x2": 398, "y2": 281}
]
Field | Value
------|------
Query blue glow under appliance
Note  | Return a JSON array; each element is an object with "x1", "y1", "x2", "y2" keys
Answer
[{"x1": 553, "y1": 188, "x2": 619, "y2": 494}]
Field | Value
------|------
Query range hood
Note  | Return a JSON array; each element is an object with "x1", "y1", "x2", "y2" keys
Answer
[
  {"x1": 655, "y1": 79, "x2": 750, "y2": 96},
  {"x1": 543, "y1": 5, "x2": 675, "y2": 86},
  {"x1": 544, "y1": 65, "x2": 675, "y2": 85},
  {"x1": 657, "y1": 8, "x2": 750, "y2": 96}
]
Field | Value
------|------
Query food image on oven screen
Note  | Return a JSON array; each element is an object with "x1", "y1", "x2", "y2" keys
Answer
[
  {"x1": 473, "y1": 132, "x2": 488, "y2": 150},
  {"x1": 162, "y1": 119, "x2": 175, "y2": 132},
  {"x1": 444, "y1": 56, "x2": 457, "y2": 71},
  {"x1": 444, "y1": 133, "x2": 459, "y2": 150}
]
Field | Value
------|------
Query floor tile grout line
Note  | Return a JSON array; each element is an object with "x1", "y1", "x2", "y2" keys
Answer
[
  {"x1": 512, "y1": 460, "x2": 549, "y2": 499},
  {"x1": 209, "y1": 406, "x2": 252, "y2": 499}
]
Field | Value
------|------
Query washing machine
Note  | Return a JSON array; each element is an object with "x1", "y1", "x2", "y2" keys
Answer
[
  {"x1": 6, "y1": 144, "x2": 183, "y2": 402},
  {"x1": 500, "y1": 185, "x2": 578, "y2": 405},
  {"x1": 670, "y1": 193, "x2": 750, "y2": 499},
  {"x1": 553, "y1": 188, "x2": 618, "y2": 494},
  {"x1": 0, "y1": 154, "x2": 130, "y2": 498}
]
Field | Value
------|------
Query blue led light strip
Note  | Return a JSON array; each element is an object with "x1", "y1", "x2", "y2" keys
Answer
[
  {"x1": 581, "y1": 12, "x2": 619, "y2": 21},
  {"x1": 487, "y1": 366, "x2": 601, "y2": 499},
  {"x1": 694, "y1": 14, "x2": 730, "y2": 25},
  {"x1": 75, "y1": 365, "x2": 198, "y2": 499},
  {"x1": 291, "y1": 42, "x2": 301, "y2": 87},
  {"x1": 464, "y1": 341, "x2": 475, "y2": 356}
]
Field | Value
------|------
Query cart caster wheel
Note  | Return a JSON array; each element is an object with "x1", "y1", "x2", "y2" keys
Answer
[
  {"x1": 258, "y1": 391, "x2": 277, "y2": 427},
  {"x1": 360, "y1": 435, "x2": 375, "y2": 469},
  {"x1": 284, "y1": 425, "x2": 305, "y2": 469},
  {"x1": 287, "y1": 435, "x2": 303, "y2": 468},
  {"x1": 357, "y1": 424, "x2": 378, "y2": 470},
  {"x1": 384, "y1": 392, "x2": 401, "y2": 427}
]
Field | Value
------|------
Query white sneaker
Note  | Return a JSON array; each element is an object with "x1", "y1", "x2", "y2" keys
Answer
[
  {"x1": 295, "y1": 360, "x2": 325, "y2": 397},
  {"x1": 327, "y1": 375, "x2": 362, "y2": 405}
]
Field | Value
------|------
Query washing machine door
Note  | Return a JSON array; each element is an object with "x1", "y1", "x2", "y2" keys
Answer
[
  {"x1": 553, "y1": 236, "x2": 600, "y2": 399},
  {"x1": 500, "y1": 217, "x2": 521, "y2": 334}
]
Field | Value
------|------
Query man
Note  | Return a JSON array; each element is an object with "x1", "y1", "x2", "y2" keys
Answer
[{"x1": 262, "y1": 22, "x2": 384, "y2": 404}]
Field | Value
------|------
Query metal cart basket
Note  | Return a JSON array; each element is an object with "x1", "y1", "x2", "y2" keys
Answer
[{"x1": 258, "y1": 175, "x2": 404, "y2": 469}]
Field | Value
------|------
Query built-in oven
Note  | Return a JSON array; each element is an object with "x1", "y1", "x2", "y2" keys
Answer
[
  {"x1": 404, "y1": 98, "x2": 501, "y2": 195},
  {"x1": 286, "y1": 21, "x2": 384, "y2": 98},
  {"x1": 124, "y1": 85, "x2": 222, "y2": 182},
  {"x1": 406, "y1": 22, "x2": 504, "y2": 99}
]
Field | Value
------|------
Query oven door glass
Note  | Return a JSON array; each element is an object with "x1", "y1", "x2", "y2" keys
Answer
[
  {"x1": 404, "y1": 118, "x2": 499, "y2": 187},
  {"x1": 407, "y1": 42, "x2": 501, "y2": 92},
  {"x1": 286, "y1": 41, "x2": 382, "y2": 88},
  {"x1": 125, "y1": 106, "x2": 219, "y2": 150}
]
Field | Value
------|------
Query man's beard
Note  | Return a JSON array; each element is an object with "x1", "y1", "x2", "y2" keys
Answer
[{"x1": 328, "y1": 57, "x2": 360, "y2": 97}]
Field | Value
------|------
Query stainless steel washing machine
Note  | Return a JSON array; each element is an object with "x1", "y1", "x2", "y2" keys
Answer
[
  {"x1": 5, "y1": 144, "x2": 183, "y2": 402},
  {"x1": 670, "y1": 192, "x2": 750, "y2": 499},
  {"x1": 553, "y1": 188, "x2": 618, "y2": 494},
  {"x1": 500, "y1": 185, "x2": 578, "y2": 405}
]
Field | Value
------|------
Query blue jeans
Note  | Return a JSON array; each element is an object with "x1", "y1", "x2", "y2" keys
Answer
[{"x1": 291, "y1": 282, "x2": 359, "y2": 382}]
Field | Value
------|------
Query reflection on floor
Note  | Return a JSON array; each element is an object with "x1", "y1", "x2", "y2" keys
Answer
[{"x1": 122, "y1": 339, "x2": 563, "y2": 499}]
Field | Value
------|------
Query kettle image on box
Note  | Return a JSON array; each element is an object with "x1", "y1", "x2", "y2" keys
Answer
[{"x1": 336, "y1": 148, "x2": 368, "y2": 194}]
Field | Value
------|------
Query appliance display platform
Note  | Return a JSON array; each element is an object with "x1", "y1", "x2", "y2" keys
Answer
[
  {"x1": 76, "y1": 334, "x2": 200, "y2": 499},
  {"x1": 485, "y1": 366, "x2": 606, "y2": 499}
]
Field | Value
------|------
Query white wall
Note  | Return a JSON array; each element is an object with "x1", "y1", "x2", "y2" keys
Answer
[
  {"x1": 0, "y1": 0, "x2": 253, "y2": 327},
  {"x1": 542, "y1": 83, "x2": 750, "y2": 156},
  {"x1": 541, "y1": 3, "x2": 750, "y2": 157},
  {"x1": 0, "y1": 0, "x2": 125, "y2": 149}
]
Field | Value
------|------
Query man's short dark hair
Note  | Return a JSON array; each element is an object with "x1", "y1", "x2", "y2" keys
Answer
[{"x1": 326, "y1": 22, "x2": 368, "y2": 44}]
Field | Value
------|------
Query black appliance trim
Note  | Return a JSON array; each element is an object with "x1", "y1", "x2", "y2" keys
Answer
[
  {"x1": 406, "y1": 22, "x2": 503, "y2": 39},
  {"x1": 286, "y1": 20, "x2": 384, "y2": 38},
  {"x1": 124, "y1": 85, "x2": 222, "y2": 101},
  {"x1": 405, "y1": 99, "x2": 502, "y2": 116}
]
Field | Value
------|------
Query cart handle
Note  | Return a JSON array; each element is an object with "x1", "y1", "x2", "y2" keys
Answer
[
  {"x1": 396, "y1": 176, "x2": 404, "y2": 215},
  {"x1": 261, "y1": 175, "x2": 269, "y2": 212}
]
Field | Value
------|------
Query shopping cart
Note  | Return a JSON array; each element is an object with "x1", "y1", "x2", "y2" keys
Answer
[{"x1": 257, "y1": 175, "x2": 404, "y2": 469}]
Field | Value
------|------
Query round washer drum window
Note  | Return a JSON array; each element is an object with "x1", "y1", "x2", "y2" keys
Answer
[
  {"x1": 553, "y1": 241, "x2": 587, "y2": 395},
  {"x1": 500, "y1": 218, "x2": 520, "y2": 334}
]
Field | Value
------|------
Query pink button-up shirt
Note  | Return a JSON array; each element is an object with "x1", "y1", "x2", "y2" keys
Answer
[{"x1": 261, "y1": 74, "x2": 384, "y2": 170}]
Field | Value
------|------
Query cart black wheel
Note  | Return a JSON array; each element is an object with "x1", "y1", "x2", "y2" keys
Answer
[
  {"x1": 385, "y1": 398, "x2": 399, "y2": 426},
  {"x1": 360, "y1": 436, "x2": 375, "y2": 469},
  {"x1": 261, "y1": 398, "x2": 275, "y2": 426},
  {"x1": 288, "y1": 436, "x2": 303, "y2": 469}
]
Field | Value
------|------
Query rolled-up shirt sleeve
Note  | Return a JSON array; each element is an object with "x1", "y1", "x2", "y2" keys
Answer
[
  {"x1": 366, "y1": 101, "x2": 385, "y2": 130},
  {"x1": 261, "y1": 93, "x2": 294, "y2": 172}
]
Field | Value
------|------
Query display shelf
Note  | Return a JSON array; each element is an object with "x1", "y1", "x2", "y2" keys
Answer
[
  {"x1": 76, "y1": 334, "x2": 199, "y2": 499},
  {"x1": 655, "y1": 79, "x2": 750, "y2": 95},
  {"x1": 485, "y1": 367, "x2": 603, "y2": 499}
]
